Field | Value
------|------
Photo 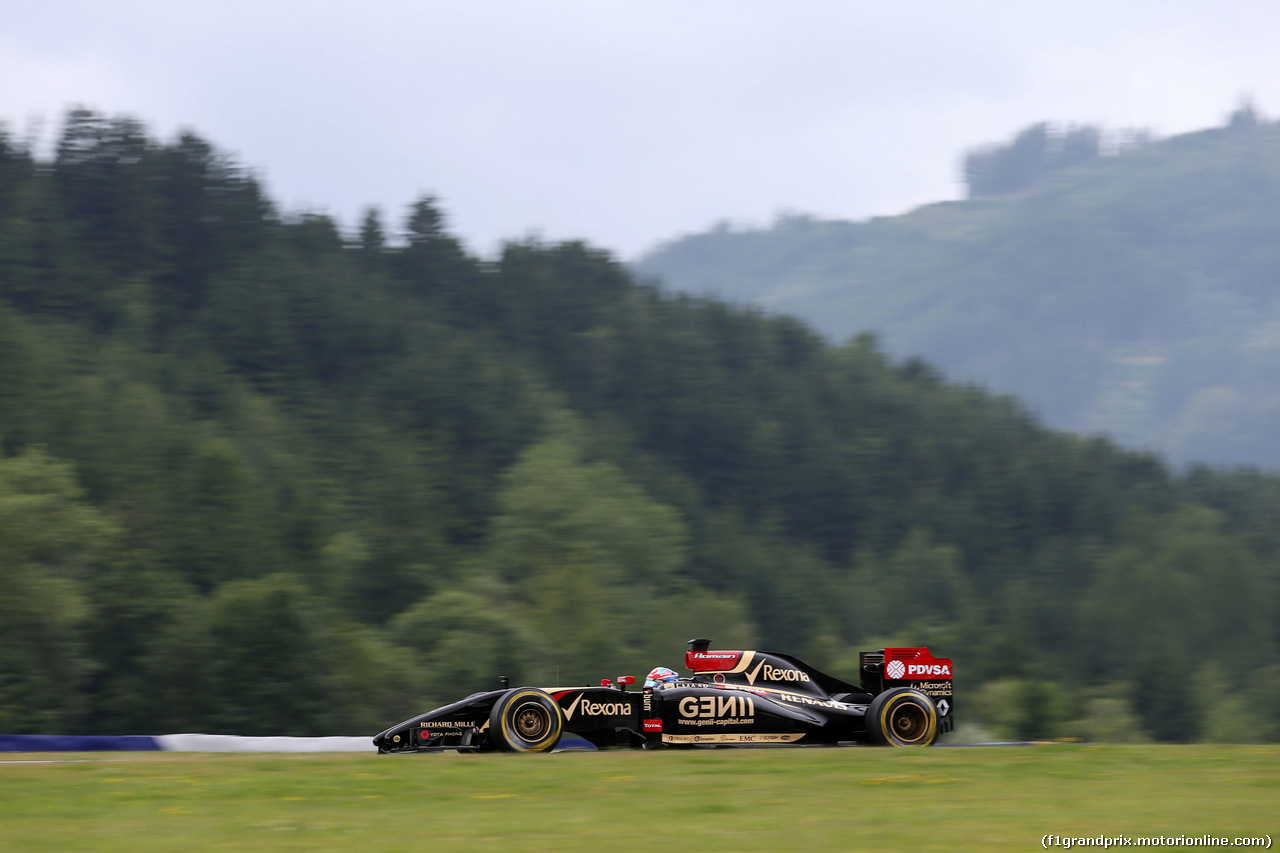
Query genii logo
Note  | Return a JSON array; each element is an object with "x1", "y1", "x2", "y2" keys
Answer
[{"x1": 678, "y1": 694, "x2": 755, "y2": 720}]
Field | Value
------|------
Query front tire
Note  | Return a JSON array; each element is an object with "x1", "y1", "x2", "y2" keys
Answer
[
  {"x1": 866, "y1": 687, "x2": 939, "y2": 746},
  {"x1": 488, "y1": 688, "x2": 564, "y2": 753}
]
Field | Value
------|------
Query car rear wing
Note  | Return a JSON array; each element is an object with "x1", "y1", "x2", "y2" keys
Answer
[{"x1": 860, "y1": 647, "x2": 954, "y2": 732}]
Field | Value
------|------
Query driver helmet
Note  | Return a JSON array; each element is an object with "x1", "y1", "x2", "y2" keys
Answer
[{"x1": 645, "y1": 667, "x2": 679, "y2": 688}]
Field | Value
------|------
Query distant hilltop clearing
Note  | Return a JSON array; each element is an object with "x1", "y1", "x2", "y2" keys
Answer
[{"x1": 635, "y1": 107, "x2": 1280, "y2": 470}]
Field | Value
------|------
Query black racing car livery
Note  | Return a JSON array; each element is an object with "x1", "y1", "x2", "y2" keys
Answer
[{"x1": 374, "y1": 639, "x2": 953, "y2": 753}]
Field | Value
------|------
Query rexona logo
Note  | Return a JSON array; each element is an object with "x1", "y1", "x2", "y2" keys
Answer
[
  {"x1": 562, "y1": 694, "x2": 634, "y2": 721},
  {"x1": 745, "y1": 659, "x2": 811, "y2": 686}
]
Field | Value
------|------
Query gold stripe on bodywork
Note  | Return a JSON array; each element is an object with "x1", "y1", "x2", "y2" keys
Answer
[{"x1": 662, "y1": 732, "x2": 804, "y2": 744}]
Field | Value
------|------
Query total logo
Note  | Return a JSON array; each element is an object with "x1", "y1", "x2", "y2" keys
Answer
[
  {"x1": 745, "y1": 660, "x2": 811, "y2": 685},
  {"x1": 562, "y1": 695, "x2": 633, "y2": 720},
  {"x1": 886, "y1": 660, "x2": 952, "y2": 679}
]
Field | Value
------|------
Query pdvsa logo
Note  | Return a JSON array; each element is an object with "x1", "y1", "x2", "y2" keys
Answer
[
  {"x1": 907, "y1": 664, "x2": 951, "y2": 676},
  {"x1": 563, "y1": 695, "x2": 633, "y2": 720},
  {"x1": 745, "y1": 660, "x2": 811, "y2": 685},
  {"x1": 886, "y1": 660, "x2": 952, "y2": 679}
]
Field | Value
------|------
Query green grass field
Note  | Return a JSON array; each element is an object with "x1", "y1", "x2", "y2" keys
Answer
[{"x1": 1, "y1": 745, "x2": 1276, "y2": 851}]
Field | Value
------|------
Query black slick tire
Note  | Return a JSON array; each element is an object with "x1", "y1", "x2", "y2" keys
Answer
[
  {"x1": 488, "y1": 688, "x2": 564, "y2": 753},
  {"x1": 866, "y1": 687, "x2": 939, "y2": 746}
]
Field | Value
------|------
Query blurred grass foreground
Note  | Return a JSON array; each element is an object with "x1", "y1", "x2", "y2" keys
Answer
[{"x1": 1, "y1": 745, "x2": 1277, "y2": 851}]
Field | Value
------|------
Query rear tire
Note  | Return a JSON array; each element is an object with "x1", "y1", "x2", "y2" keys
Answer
[
  {"x1": 866, "y1": 688, "x2": 939, "y2": 746},
  {"x1": 488, "y1": 688, "x2": 564, "y2": 753}
]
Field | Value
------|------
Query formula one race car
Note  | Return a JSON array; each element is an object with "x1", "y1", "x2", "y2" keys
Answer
[{"x1": 373, "y1": 639, "x2": 953, "y2": 753}]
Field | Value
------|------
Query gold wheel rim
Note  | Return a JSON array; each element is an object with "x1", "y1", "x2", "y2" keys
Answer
[
  {"x1": 514, "y1": 702, "x2": 550, "y2": 740},
  {"x1": 888, "y1": 701, "x2": 930, "y2": 744}
]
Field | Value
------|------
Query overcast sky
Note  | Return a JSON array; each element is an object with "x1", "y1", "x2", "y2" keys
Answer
[{"x1": 4, "y1": 1, "x2": 1279, "y2": 259}]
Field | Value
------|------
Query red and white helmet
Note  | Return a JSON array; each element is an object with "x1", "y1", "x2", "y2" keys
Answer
[{"x1": 645, "y1": 666, "x2": 679, "y2": 688}]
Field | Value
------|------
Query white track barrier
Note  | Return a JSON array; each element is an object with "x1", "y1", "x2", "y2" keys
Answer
[{"x1": 156, "y1": 734, "x2": 375, "y2": 752}]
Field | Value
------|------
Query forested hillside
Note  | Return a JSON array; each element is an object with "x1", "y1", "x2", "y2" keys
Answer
[
  {"x1": 635, "y1": 112, "x2": 1280, "y2": 469},
  {"x1": 1, "y1": 109, "x2": 1278, "y2": 743}
]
